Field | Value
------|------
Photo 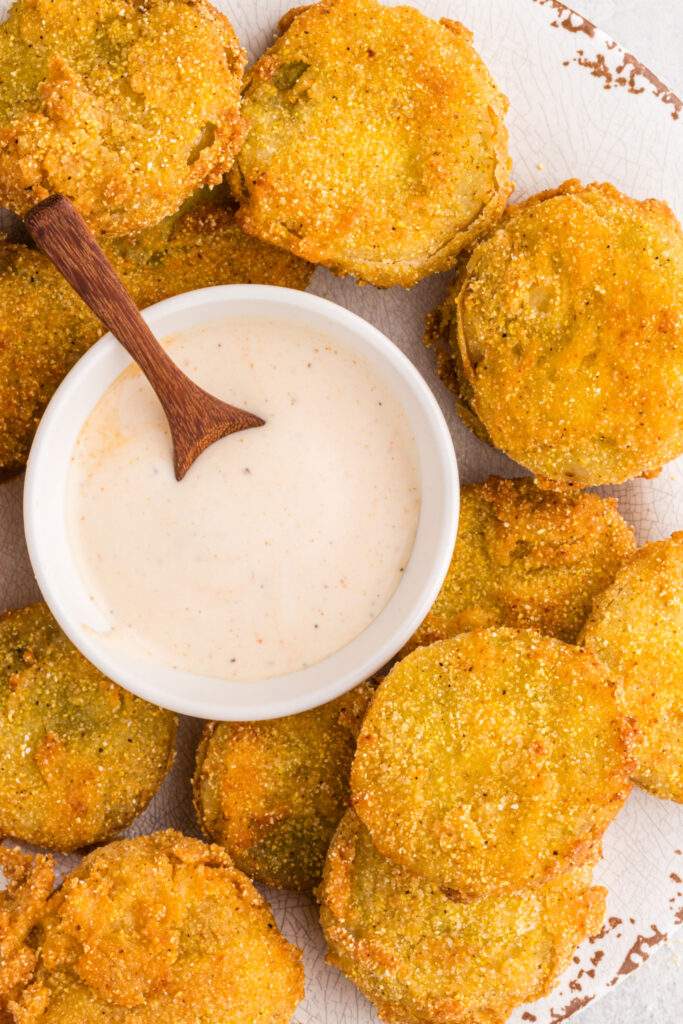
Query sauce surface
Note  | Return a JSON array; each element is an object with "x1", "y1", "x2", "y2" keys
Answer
[{"x1": 67, "y1": 317, "x2": 420, "y2": 680}]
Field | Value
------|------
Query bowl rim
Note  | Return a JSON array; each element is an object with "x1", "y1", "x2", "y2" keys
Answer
[{"x1": 24, "y1": 284, "x2": 459, "y2": 720}]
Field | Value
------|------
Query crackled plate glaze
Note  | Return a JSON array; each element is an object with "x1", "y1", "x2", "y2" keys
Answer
[{"x1": 0, "y1": 1, "x2": 681, "y2": 1022}]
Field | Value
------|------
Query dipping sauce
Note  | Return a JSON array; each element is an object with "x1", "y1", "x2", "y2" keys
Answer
[{"x1": 67, "y1": 317, "x2": 421, "y2": 681}]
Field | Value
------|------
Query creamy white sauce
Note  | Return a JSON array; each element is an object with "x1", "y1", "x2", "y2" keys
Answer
[{"x1": 66, "y1": 317, "x2": 420, "y2": 681}]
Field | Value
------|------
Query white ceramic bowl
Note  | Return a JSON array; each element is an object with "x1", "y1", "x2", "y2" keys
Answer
[{"x1": 24, "y1": 285, "x2": 459, "y2": 720}]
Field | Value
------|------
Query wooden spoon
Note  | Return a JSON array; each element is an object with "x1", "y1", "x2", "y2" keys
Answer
[{"x1": 25, "y1": 194, "x2": 265, "y2": 480}]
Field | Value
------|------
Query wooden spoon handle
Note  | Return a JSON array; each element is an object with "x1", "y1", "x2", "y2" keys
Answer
[
  {"x1": 26, "y1": 193, "x2": 264, "y2": 481},
  {"x1": 25, "y1": 194, "x2": 184, "y2": 395}
]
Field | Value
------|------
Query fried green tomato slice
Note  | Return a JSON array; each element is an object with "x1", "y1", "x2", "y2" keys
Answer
[
  {"x1": 0, "y1": 0, "x2": 245, "y2": 235},
  {"x1": 433, "y1": 180, "x2": 683, "y2": 485},
  {"x1": 582, "y1": 533, "x2": 683, "y2": 802},
  {"x1": 0, "y1": 847, "x2": 55, "y2": 1017},
  {"x1": 231, "y1": 0, "x2": 511, "y2": 287},
  {"x1": 194, "y1": 682, "x2": 374, "y2": 891},
  {"x1": 0, "y1": 187, "x2": 312, "y2": 475},
  {"x1": 8, "y1": 831, "x2": 304, "y2": 1024},
  {"x1": 0, "y1": 604, "x2": 177, "y2": 852},
  {"x1": 351, "y1": 628, "x2": 632, "y2": 900},
  {"x1": 319, "y1": 811, "x2": 605, "y2": 1024},
  {"x1": 405, "y1": 476, "x2": 634, "y2": 652}
]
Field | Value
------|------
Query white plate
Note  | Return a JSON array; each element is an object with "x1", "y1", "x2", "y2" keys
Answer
[{"x1": 0, "y1": 1, "x2": 682, "y2": 1022}]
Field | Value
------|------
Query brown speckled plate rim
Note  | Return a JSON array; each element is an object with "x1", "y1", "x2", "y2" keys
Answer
[
  {"x1": 513, "y1": 11, "x2": 683, "y2": 1022},
  {"x1": 532, "y1": 0, "x2": 681, "y2": 121}
]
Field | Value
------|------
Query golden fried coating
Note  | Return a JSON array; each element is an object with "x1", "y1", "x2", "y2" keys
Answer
[
  {"x1": 194, "y1": 682, "x2": 374, "y2": 891},
  {"x1": 319, "y1": 811, "x2": 605, "y2": 1024},
  {"x1": 0, "y1": 847, "x2": 54, "y2": 1018},
  {"x1": 352, "y1": 628, "x2": 632, "y2": 900},
  {"x1": 582, "y1": 533, "x2": 683, "y2": 802},
  {"x1": 0, "y1": 604, "x2": 177, "y2": 852},
  {"x1": 231, "y1": 0, "x2": 511, "y2": 287},
  {"x1": 433, "y1": 180, "x2": 683, "y2": 485},
  {"x1": 111, "y1": 186, "x2": 314, "y2": 304},
  {"x1": 406, "y1": 477, "x2": 635, "y2": 651},
  {"x1": 8, "y1": 831, "x2": 304, "y2": 1024},
  {"x1": 0, "y1": 187, "x2": 312, "y2": 475},
  {"x1": 0, "y1": 0, "x2": 245, "y2": 235}
]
